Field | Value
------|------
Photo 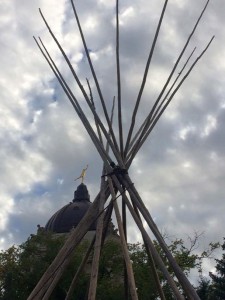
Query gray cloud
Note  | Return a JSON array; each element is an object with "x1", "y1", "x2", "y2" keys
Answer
[{"x1": 0, "y1": 0, "x2": 225, "y2": 280}]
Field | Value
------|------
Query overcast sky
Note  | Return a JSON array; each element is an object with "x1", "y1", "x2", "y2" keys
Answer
[{"x1": 0, "y1": 0, "x2": 225, "y2": 280}]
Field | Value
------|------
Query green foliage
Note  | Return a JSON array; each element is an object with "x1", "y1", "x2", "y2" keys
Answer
[
  {"x1": 97, "y1": 239, "x2": 124, "y2": 300},
  {"x1": 129, "y1": 242, "x2": 159, "y2": 300},
  {"x1": 0, "y1": 245, "x2": 21, "y2": 300},
  {"x1": 129, "y1": 234, "x2": 220, "y2": 300},
  {"x1": 0, "y1": 232, "x2": 220, "y2": 299},
  {"x1": 196, "y1": 277, "x2": 213, "y2": 300},
  {"x1": 195, "y1": 238, "x2": 225, "y2": 300},
  {"x1": 209, "y1": 238, "x2": 225, "y2": 299},
  {"x1": 0, "y1": 232, "x2": 90, "y2": 300}
]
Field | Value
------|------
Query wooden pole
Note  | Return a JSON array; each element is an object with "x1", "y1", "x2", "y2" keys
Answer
[
  {"x1": 27, "y1": 192, "x2": 102, "y2": 300},
  {"x1": 127, "y1": 36, "x2": 214, "y2": 166},
  {"x1": 42, "y1": 264, "x2": 67, "y2": 300},
  {"x1": 124, "y1": 0, "x2": 168, "y2": 156},
  {"x1": 121, "y1": 174, "x2": 200, "y2": 299},
  {"x1": 65, "y1": 237, "x2": 95, "y2": 300},
  {"x1": 88, "y1": 178, "x2": 107, "y2": 300},
  {"x1": 31, "y1": 1, "x2": 213, "y2": 298},
  {"x1": 87, "y1": 92, "x2": 116, "y2": 300},
  {"x1": 109, "y1": 174, "x2": 184, "y2": 299},
  {"x1": 33, "y1": 32, "x2": 207, "y2": 296},
  {"x1": 108, "y1": 177, "x2": 138, "y2": 300},
  {"x1": 129, "y1": 195, "x2": 166, "y2": 300},
  {"x1": 122, "y1": 194, "x2": 129, "y2": 300},
  {"x1": 116, "y1": 0, "x2": 124, "y2": 156},
  {"x1": 125, "y1": 47, "x2": 196, "y2": 158},
  {"x1": 86, "y1": 78, "x2": 103, "y2": 146},
  {"x1": 70, "y1": 0, "x2": 120, "y2": 154},
  {"x1": 125, "y1": 0, "x2": 211, "y2": 163},
  {"x1": 34, "y1": 37, "x2": 113, "y2": 168},
  {"x1": 36, "y1": 15, "x2": 124, "y2": 167},
  {"x1": 66, "y1": 201, "x2": 114, "y2": 300}
]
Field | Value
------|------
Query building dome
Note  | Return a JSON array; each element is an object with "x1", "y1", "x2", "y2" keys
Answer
[{"x1": 45, "y1": 183, "x2": 96, "y2": 233}]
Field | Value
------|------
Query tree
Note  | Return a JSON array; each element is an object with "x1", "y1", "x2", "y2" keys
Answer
[
  {"x1": 196, "y1": 276, "x2": 213, "y2": 300},
  {"x1": 0, "y1": 232, "x2": 219, "y2": 299},
  {"x1": 209, "y1": 238, "x2": 225, "y2": 299},
  {"x1": 0, "y1": 245, "x2": 21, "y2": 300},
  {"x1": 0, "y1": 232, "x2": 90, "y2": 300},
  {"x1": 129, "y1": 234, "x2": 219, "y2": 300}
]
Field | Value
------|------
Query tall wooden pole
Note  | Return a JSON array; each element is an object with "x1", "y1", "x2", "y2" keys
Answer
[
  {"x1": 30, "y1": 1, "x2": 214, "y2": 298},
  {"x1": 121, "y1": 174, "x2": 200, "y2": 299},
  {"x1": 109, "y1": 174, "x2": 184, "y2": 299},
  {"x1": 88, "y1": 178, "x2": 107, "y2": 300},
  {"x1": 27, "y1": 192, "x2": 102, "y2": 300},
  {"x1": 122, "y1": 195, "x2": 129, "y2": 300},
  {"x1": 108, "y1": 177, "x2": 138, "y2": 300},
  {"x1": 129, "y1": 195, "x2": 166, "y2": 300}
]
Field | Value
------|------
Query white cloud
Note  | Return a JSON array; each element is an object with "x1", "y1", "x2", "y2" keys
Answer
[
  {"x1": 0, "y1": 1, "x2": 225, "y2": 283},
  {"x1": 201, "y1": 114, "x2": 217, "y2": 137}
]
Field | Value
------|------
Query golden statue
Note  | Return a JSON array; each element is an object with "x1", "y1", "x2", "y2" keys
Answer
[{"x1": 75, "y1": 164, "x2": 88, "y2": 183}]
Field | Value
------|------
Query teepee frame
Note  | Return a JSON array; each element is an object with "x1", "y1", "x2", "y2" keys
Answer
[{"x1": 28, "y1": 0, "x2": 214, "y2": 299}]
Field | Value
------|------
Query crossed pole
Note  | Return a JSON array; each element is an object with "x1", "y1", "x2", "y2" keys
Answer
[{"x1": 28, "y1": 0, "x2": 213, "y2": 299}]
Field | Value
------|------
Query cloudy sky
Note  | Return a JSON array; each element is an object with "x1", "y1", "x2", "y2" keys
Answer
[{"x1": 0, "y1": 0, "x2": 225, "y2": 279}]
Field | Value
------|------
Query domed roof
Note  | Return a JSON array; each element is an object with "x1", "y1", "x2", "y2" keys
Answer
[{"x1": 45, "y1": 183, "x2": 96, "y2": 233}]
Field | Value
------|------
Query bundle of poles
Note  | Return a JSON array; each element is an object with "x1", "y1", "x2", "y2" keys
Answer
[{"x1": 28, "y1": 0, "x2": 214, "y2": 299}]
